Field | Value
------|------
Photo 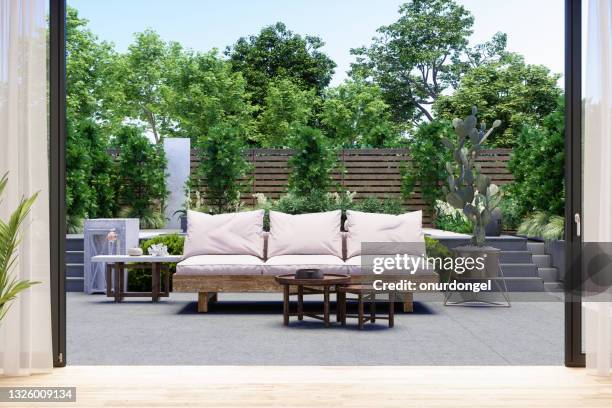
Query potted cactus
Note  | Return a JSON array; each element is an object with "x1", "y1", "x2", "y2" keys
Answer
[{"x1": 442, "y1": 107, "x2": 503, "y2": 278}]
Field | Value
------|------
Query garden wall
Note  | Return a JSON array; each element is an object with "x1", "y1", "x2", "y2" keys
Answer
[{"x1": 190, "y1": 148, "x2": 513, "y2": 225}]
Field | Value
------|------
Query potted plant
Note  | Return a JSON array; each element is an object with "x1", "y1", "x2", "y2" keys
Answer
[
  {"x1": 518, "y1": 212, "x2": 565, "y2": 281},
  {"x1": 0, "y1": 173, "x2": 40, "y2": 322},
  {"x1": 442, "y1": 107, "x2": 503, "y2": 278}
]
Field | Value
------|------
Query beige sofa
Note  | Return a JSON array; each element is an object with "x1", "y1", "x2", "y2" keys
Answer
[{"x1": 173, "y1": 210, "x2": 439, "y2": 312}]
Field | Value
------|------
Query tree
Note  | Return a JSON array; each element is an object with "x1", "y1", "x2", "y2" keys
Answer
[
  {"x1": 433, "y1": 53, "x2": 562, "y2": 147},
  {"x1": 171, "y1": 51, "x2": 254, "y2": 143},
  {"x1": 113, "y1": 126, "x2": 168, "y2": 228},
  {"x1": 196, "y1": 123, "x2": 252, "y2": 213},
  {"x1": 118, "y1": 30, "x2": 183, "y2": 144},
  {"x1": 321, "y1": 79, "x2": 401, "y2": 147},
  {"x1": 256, "y1": 78, "x2": 316, "y2": 147},
  {"x1": 505, "y1": 98, "x2": 565, "y2": 220},
  {"x1": 225, "y1": 22, "x2": 336, "y2": 108},
  {"x1": 65, "y1": 119, "x2": 94, "y2": 231},
  {"x1": 350, "y1": 0, "x2": 475, "y2": 123},
  {"x1": 287, "y1": 125, "x2": 337, "y2": 196}
]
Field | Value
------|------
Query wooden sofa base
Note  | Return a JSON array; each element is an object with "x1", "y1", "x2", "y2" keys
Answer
[{"x1": 174, "y1": 275, "x2": 438, "y2": 314}]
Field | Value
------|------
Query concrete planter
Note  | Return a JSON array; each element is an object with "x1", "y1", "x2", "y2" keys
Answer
[
  {"x1": 545, "y1": 239, "x2": 565, "y2": 282},
  {"x1": 452, "y1": 245, "x2": 501, "y2": 279},
  {"x1": 180, "y1": 214, "x2": 187, "y2": 233},
  {"x1": 484, "y1": 207, "x2": 502, "y2": 237}
]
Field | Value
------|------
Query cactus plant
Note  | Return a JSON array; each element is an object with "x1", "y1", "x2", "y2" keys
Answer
[{"x1": 442, "y1": 107, "x2": 502, "y2": 247}]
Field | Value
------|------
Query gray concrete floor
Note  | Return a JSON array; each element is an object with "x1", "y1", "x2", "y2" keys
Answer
[{"x1": 67, "y1": 292, "x2": 563, "y2": 365}]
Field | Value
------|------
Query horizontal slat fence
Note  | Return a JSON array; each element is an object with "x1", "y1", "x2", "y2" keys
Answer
[{"x1": 190, "y1": 148, "x2": 513, "y2": 226}]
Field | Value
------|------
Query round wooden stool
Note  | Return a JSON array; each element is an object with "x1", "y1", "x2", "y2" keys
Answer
[{"x1": 337, "y1": 285, "x2": 395, "y2": 329}]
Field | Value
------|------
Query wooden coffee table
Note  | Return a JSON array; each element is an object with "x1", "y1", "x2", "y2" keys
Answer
[
  {"x1": 275, "y1": 274, "x2": 350, "y2": 327},
  {"x1": 337, "y1": 284, "x2": 396, "y2": 329}
]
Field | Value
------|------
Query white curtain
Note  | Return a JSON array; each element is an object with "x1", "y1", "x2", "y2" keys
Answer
[
  {"x1": 0, "y1": 0, "x2": 52, "y2": 375},
  {"x1": 584, "y1": 0, "x2": 612, "y2": 376}
]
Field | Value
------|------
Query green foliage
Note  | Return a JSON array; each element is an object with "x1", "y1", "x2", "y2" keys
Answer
[
  {"x1": 443, "y1": 107, "x2": 502, "y2": 246},
  {"x1": 65, "y1": 119, "x2": 93, "y2": 227},
  {"x1": 256, "y1": 78, "x2": 315, "y2": 147},
  {"x1": 321, "y1": 79, "x2": 402, "y2": 147},
  {"x1": 424, "y1": 236, "x2": 454, "y2": 281},
  {"x1": 172, "y1": 51, "x2": 254, "y2": 143},
  {"x1": 272, "y1": 191, "x2": 336, "y2": 215},
  {"x1": 118, "y1": 30, "x2": 184, "y2": 143},
  {"x1": 517, "y1": 212, "x2": 564, "y2": 241},
  {"x1": 113, "y1": 126, "x2": 168, "y2": 228},
  {"x1": 498, "y1": 190, "x2": 523, "y2": 231},
  {"x1": 401, "y1": 120, "x2": 454, "y2": 216},
  {"x1": 226, "y1": 22, "x2": 336, "y2": 108},
  {"x1": 351, "y1": 0, "x2": 477, "y2": 123},
  {"x1": 128, "y1": 234, "x2": 185, "y2": 292},
  {"x1": 287, "y1": 125, "x2": 337, "y2": 196},
  {"x1": 505, "y1": 99, "x2": 565, "y2": 219},
  {"x1": 433, "y1": 200, "x2": 472, "y2": 233},
  {"x1": 196, "y1": 123, "x2": 252, "y2": 214},
  {"x1": 434, "y1": 54, "x2": 562, "y2": 147},
  {"x1": 0, "y1": 173, "x2": 40, "y2": 322},
  {"x1": 352, "y1": 197, "x2": 404, "y2": 215}
]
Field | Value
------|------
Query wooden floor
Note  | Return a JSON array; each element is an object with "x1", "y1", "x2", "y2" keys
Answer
[{"x1": 1, "y1": 366, "x2": 612, "y2": 407}]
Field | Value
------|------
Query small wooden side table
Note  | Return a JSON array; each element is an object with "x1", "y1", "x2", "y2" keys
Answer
[
  {"x1": 91, "y1": 255, "x2": 182, "y2": 302},
  {"x1": 274, "y1": 274, "x2": 350, "y2": 327},
  {"x1": 337, "y1": 285, "x2": 396, "y2": 329}
]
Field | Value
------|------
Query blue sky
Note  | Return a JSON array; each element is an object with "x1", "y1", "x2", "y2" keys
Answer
[{"x1": 69, "y1": 0, "x2": 565, "y2": 87}]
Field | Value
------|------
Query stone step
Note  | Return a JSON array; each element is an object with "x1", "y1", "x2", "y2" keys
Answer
[
  {"x1": 66, "y1": 276, "x2": 83, "y2": 292},
  {"x1": 437, "y1": 236, "x2": 528, "y2": 251},
  {"x1": 65, "y1": 250, "x2": 84, "y2": 264},
  {"x1": 538, "y1": 267, "x2": 559, "y2": 282},
  {"x1": 532, "y1": 254, "x2": 552, "y2": 268},
  {"x1": 499, "y1": 251, "x2": 532, "y2": 263},
  {"x1": 66, "y1": 237, "x2": 84, "y2": 252},
  {"x1": 544, "y1": 282, "x2": 564, "y2": 292},
  {"x1": 504, "y1": 277, "x2": 546, "y2": 292},
  {"x1": 527, "y1": 241, "x2": 546, "y2": 255},
  {"x1": 500, "y1": 263, "x2": 539, "y2": 278},
  {"x1": 66, "y1": 263, "x2": 84, "y2": 278}
]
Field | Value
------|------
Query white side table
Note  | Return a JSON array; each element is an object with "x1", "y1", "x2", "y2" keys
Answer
[{"x1": 91, "y1": 255, "x2": 183, "y2": 302}]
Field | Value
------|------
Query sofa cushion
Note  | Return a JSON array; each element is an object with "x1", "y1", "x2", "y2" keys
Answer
[
  {"x1": 183, "y1": 210, "x2": 264, "y2": 258},
  {"x1": 267, "y1": 210, "x2": 342, "y2": 258},
  {"x1": 344, "y1": 255, "x2": 435, "y2": 276},
  {"x1": 176, "y1": 255, "x2": 264, "y2": 276},
  {"x1": 263, "y1": 255, "x2": 346, "y2": 275},
  {"x1": 345, "y1": 210, "x2": 425, "y2": 258}
]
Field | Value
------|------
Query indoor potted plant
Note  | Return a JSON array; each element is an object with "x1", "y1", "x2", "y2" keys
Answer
[
  {"x1": 443, "y1": 107, "x2": 503, "y2": 279},
  {"x1": 0, "y1": 173, "x2": 40, "y2": 322}
]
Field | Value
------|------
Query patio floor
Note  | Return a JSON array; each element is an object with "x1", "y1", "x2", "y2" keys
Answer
[{"x1": 67, "y1": 292, "x2": 563, "y2": 366}]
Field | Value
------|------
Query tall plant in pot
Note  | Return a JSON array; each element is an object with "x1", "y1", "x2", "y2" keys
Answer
[
  {"x1": 442, "y1": 107, "x2": 502, "y2": 278},
  {"x1": 0, "y1": 173, "x2": 40, "y2": 322}
]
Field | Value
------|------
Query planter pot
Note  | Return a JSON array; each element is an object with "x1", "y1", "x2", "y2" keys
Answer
[
  {"x1": 545, "y1": 239, "x2": 565, "y2": 282},
  {"x1": 452, "y1": 245, "x2": 501, "y2": 279},
  {"x1": 485, "y1": 207, "x2": 502, "y2": 237},
  {"x1": 180, "y1": 215, "x2": 187, "y2": 233}
]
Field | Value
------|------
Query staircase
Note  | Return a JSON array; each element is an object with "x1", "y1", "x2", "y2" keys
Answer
[
  {"x1": 66, "y1": 236, "x2": 85, "y2": 292},
  {"x1": 435, "y1": 236, "x2": 562, "y2": 292}
]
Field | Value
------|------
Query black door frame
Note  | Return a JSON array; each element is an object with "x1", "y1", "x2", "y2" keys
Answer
[{"x1": 48, "y1": 0, "x2": 586, "y2": 368}]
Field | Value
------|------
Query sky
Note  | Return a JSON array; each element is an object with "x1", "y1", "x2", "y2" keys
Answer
[{"x1": 69, "y1": 0, "x2": 565, "y2": 87}]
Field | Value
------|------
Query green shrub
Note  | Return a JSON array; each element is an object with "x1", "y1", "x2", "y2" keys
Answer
[
  {"x1": 352, "y1": 197, "x2": 403, "y2": 215},
  {"x1": 432, "y1": 200, "x2": 472, "y2": 233},
  {"x1": 113, "y1": 126, "x2": 168, "y2": 228},
  {"x1": 196, "y1": 122, "x2": 252, "y2": 214},
  {"x1": 425, "y1": 236, "x2": 454, "y2": 282},
  {"x1": 505, "y1": 98, "x2": 565, "y2": 220},
  {"x1": 499, "y1": 190, "x2": 523, "y2": 231},
  {"x1": 127, "y1": 234, "x2": 185, "y2": 292},
  {"x1": 517, "y1": 212, "x2": 564, "y2": 241},
  {"x1": 401, "y1": 120, "x2": 453, "y2": 217},
  {"x1": 287, "y1": 125, "x2": 337, "y2": 196}
]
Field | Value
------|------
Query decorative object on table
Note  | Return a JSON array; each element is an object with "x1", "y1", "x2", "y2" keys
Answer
[
  {"x1": 91, "y1": 255, "x2": 182, "y2": 302},
  {"x1": 148, "y1": 243, "x2": 169, "y2": 257},
  {"x1": 84, "y1": 219, "x2": 140, "y2": 294},
  {"x1": 337, "y1": 285, "x2": 396, "y2": 329},
  {"x1": 0, "y1": 173, "x2": 40, "y2": 322},
  {"x1": 274, "y1": 274, "x2": 350, "y2": 327},
  {"x1": 295, "y1": 269, "x2": 323, "y2": 279},
  {"x1": 107, "y1": 229, "x2": 118, "y2": 255},
  {"x1": 128, "y1": 247, "x2": 143, "y2": 256},
  {"x1": 442, "y1": 107, "x2": 509, "y2": 307}
]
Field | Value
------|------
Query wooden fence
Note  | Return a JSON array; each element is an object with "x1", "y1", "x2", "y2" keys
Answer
[{"x1": 190, "y1": 148, "x2": 513, "y2": 225}]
